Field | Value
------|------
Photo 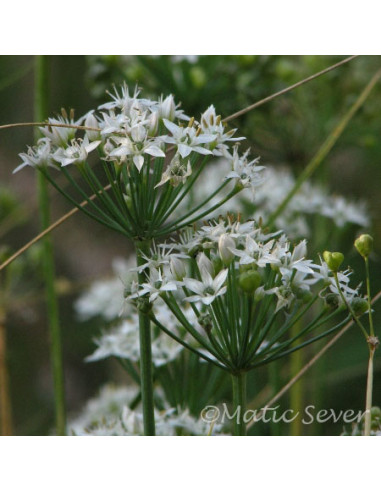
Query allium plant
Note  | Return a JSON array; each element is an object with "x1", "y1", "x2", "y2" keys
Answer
[
  {"x1": 15, "y1": 85, "x2": 263, "y2": 435},
  {"x1": 130, "y1": 216, "x2": 360, "y2": 435}
]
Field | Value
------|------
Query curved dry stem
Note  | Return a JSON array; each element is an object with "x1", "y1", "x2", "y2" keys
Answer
[{"x1": 223, "y1": 55, "x2": 358, "y2": 122}]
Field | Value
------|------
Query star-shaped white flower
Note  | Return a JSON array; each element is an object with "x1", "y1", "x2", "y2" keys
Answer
[
  {"x1": 162, "y1": 119, "x2": 215, "y2": 158},
  {"x1": 53, "y1": 136, "x2": 101, "y2": 167},
  {"x1": 183, "y1": 268, "x2": 228, "y2": 305}
]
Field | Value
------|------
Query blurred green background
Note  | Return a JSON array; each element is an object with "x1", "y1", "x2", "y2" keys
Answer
[{"x1": 0, "y1": 55, "x2": 380, "y2": 435}]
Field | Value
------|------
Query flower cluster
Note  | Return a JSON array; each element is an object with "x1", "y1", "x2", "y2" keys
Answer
[
  {"x1": 130, "y1": 217, "x2": 362, "y2": 372},
  {"x1": 68, "y1": 384, "x2": 219, "y2": 436},
  {"x1": 185, "y1": 161, "x2": 369, "y2": 238},
  {"x1": 16, "y1": 85, "x2": 264, "y2": 239}
]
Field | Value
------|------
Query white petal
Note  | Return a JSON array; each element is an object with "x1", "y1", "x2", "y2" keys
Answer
[
  {"x1": 144, "y1": 145, "x2": 165, "y2": 158},
  {"x1": 133, "y1": 154, "x2": 145, "y2": 171}
]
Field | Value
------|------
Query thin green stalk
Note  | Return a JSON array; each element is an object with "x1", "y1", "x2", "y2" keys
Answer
[
  {"x1": 35, "y1": 55, "x2": 66, "y2": 435},
  {"x1": 136, "y1": 240, "x2": 156, "y2": 435},
  {"x1": 232, "y1": 372, "x2": 247, "y2": 436},
  {"x1": 364, "y1": 346, "x2": 375, "y2": 436},
  {"x1": 333, "y1": 273, "x2": 368, "y2": 340},
  {"x1": 268, "y1": 69, "x2": 381, "y2": 228},
  {"x1": 365, "y1": 257, "x2": 375, "y2": 337}
]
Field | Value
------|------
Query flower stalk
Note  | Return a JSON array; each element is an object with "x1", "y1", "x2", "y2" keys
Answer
[
  {"x1": 35, "y1": 55, "x2": 66, "y2": 435},
  {"x1": 232, "y1": 372, "x2": 247, "y2": 436},
  {"x1": 136, "y1": 240, "x2": 156, "y2": 435},
  {"x1": 364, "y1": 344, "x2": 376, "y2": 436}
]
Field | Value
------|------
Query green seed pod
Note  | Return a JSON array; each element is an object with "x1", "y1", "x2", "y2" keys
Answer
[
  {"x1": 325, "y1": 293, "x2": 339, "y2": 309},
  {"x1": 354, "y1": 234, "x2": 373, "y2": 258},
  {"x1": 323, "y1": 251, "x2": 344, "y2": 272},
  {"x1": 238, "y1": 270, "x2": 262, "y2": 293},
  {"x1": 351, "y1": 297, "x2": 368, "y2": 317}
]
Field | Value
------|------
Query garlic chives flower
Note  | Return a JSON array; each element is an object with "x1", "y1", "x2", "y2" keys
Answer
[
  {"x1": 133, "y1": 218, "x2": 354, "y2": 375},
  {"x1": 14, "y1": 138, "x2": 56, "y2": 173},
  {"x1": 53, "y1": 136, "x2": 101, "y2": 167},
  {"x1": 225, "y1": 146, "x2": 265, "y2": 194},
  {"x1": 162, "y1": 119, "x2": 216, "y2": 158}
]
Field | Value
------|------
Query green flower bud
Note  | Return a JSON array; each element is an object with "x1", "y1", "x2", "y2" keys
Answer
[
  {"x1": 238, "y1": 270, "x2": 262, "y2": 293},
  {"x1": 354, "y1": 234, "x2": 373, "y2": 258},
  {"x1": 323, "y1": 251, "x2": 344, "y2": 272},
  {"x1": 351, "y1": 297, "x2": 368, "y2": 317}
]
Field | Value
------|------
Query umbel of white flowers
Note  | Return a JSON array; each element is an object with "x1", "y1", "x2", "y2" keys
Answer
[
  {"x1": 15, "y1": 85, "x2": 264, "y2": 240},
  {"x1": 129, "y1": 217, "x2": 362, "y2": 373}
]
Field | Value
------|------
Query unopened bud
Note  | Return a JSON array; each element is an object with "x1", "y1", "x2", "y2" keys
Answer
[
  {"x1": 197, "y1": 252, "x2": 214, "y2": 277},
  {"x1": 170, "y1": 257, "x2": 187, "y2": 281},
  {"x1": 218, "y1": 234, "x2": 235, "y2": 265},
  {"x1": 323, "y1": 251, "x2": 344, "y2": 272},
  {"x1": 354, "y1": 234, "x2": 373, "y2": 258},
  {"x1": 85, "y1": 112, "x2": 100, "y2": 141}
]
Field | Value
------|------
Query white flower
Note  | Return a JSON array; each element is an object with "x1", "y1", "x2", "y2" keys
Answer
[
  {"x1": 131, "y1": 267, "x2": 178, "y2": 302},
  {"x1": 84, "y1": 111, "x2": 100, "y2": 141},
  {"x1": 14, "y1": 138, "x2": 56, "y2": 173},
  {"x1": 53, "y1": 136, "x2": 101, "y2": 167},
  {"x1": 162, "y1": 119, "x2": 215, "y2": 158},
  {"x1": 152, "y1": 94, "x2": 189, "y2": 122},
  {"x1": 107, "y1": 131, "x2": 165, "y2": 172},
  {"x1": 68, "y1": 384, "x2": 140, "y2": 436},
  {"x1": 225, "y1": 147, "x2": 265, "y2": 194},
  {"x1": 75, "y1": 257, "x2": 136, "y2": 321},
  {"x1": 183, "y1": 268, "x2": 228, "y2": 305},
  {"x1": 200, "y1": 105, "x2": 245, "y2": 155},
  {"x1": 39, "y1": 114, "x2": 84, "y2": 146},
  {"x1": 86, "y1": 309, "x2": 184, "y2": 367},
  {"x1": 231, "y1": 236, "x2": 277, "y2": 268},
  {"x1": 218, "y1": 233, "x2": 236, "y2": 265},
  {"x1": 155, "y1": 153, "x2": 192, "y2": 188}
]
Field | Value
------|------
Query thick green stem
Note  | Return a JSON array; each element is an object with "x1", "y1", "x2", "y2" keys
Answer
[
  {"x1": 136, "y1": 240, "x2": 156, "y2": 435},
  {"x1": 231, "y1": 372, "x2": 247, "y2": 436},
  {"x1": 35, "y1": 55, "x2": 66, "y2": 435},
  {"x1": 364, "y1": 347, "x2": 375, "y2": 436}
]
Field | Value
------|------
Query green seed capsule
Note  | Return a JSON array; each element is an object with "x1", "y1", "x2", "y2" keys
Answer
[
  {"x1": 323, "y1": 251, "x2": 344, "y2": 272},
  {"x1": 354, "y1": 234, "x2": 373, "y2": 258},
  {"x1": 238, "y1": 270, "x2": 262, "y2": 293},
  {"x1": 351, "y1": 297, "x2": 368, "y2": 316}
]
